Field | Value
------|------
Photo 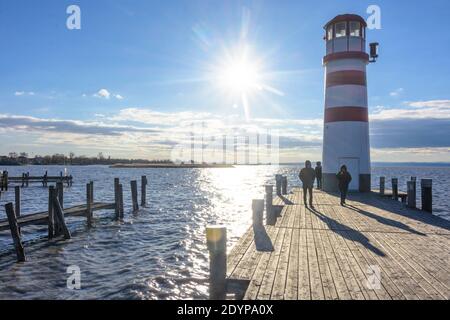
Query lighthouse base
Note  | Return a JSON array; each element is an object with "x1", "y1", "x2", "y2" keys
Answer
[{"x1": 322, "y1": 173, "x2": 371, "y2": 193}]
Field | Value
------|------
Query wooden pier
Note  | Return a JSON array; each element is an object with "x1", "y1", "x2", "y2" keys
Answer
[
  {"x1": 1, "y1": 176, "x2": 147, "y2": 262},
  {"x1": 223, "y1": 188, "x2": 450, "y2": 300}
]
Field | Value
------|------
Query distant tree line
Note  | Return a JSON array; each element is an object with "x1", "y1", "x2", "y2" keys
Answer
[{"x1": 0, "y1": 152, "x2": 173, "y2": 166}]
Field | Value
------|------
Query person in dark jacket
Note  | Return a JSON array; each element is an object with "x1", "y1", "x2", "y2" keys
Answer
[
  {"x1": 299, "y1": 160, "x2": 316, "y2": 207},
  {"x1": 315, "y1": 161, "x2": 322, "y2": 189},
  {"x1": 336, "y1": 165, "x2": 352, "y2": 206}
]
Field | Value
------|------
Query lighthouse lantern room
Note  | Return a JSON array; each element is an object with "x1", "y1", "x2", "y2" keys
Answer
[{"x1": 322, "y1": 14, "x2": 375, "y2": 192}]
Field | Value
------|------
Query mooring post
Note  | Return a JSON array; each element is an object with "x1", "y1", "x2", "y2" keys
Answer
[
  {"x1": 411, "y1": 176, "x2": 417, "y2": 182},
  {"x1": 118, "y1": 183, "x2": 124, "y2": 218},
  {"x1": 52, "y1": 196, "x2": 71, "y2": 239},
  {"x1": 275, "y1": 174, "x2": 282, "y2": 196},
  {"x1": 56, "y1": 181, "x2": 64, "y2": 209},
  {"x1": 252, "y1": 199, "x2": 264, "y2": 226},
  {"x1": 114, "y1": 178, "x2": 120, "y2": 219},
  {"x1": 206, "y1": 225, "x2": 227, "y2": 300},
  {"x1": 26, "y1": 172, "x2": 29, "y2": 187},
  {"x1": 265, "y1": 185, "x2": 275, "y2": 226},
  {"x1": 14, "y1": 186, "x2": 21, "y2": 218},
  {"x1": 130, "y1": 180, "x2": 139, "y2": 212},
  {"x1": 380, "y1": 177, "x2": 385, "y2": 195},
  {"x1": 281, "y1": 176, "x2": 288, "y2": 195},
  {"x1": 86, "y1": 183, "x2": 93, "y2": 226},
  {"x1": 141, "y1": 176, "x2": 147, "y2": 207},
  {"x1": 407, "y1": 180, "x2": 416, "y2": 209},
  {"x1": 5, "y1": 203, "x2": 26, "y2": 262},
  {"x1": 89, "y1": 181, "x2": 94, "y2": 203},
  {"x1": 48, "y1": 186, "x2": 55, "y2": 239},
  {"x1": 391, "y1": 178, "x2": 398, "y2": 201},
  {"x1": 421, "y1": 179, "x2": 432, "y2": 213}
]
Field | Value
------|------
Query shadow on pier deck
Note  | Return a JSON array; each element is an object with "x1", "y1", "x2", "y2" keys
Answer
[{"x1": 227, "y1": 189, "x2": 450, "y2": 300}]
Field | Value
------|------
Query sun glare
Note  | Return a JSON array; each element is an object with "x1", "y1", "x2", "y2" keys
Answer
[{"x1": 219, "y1": 59, "x2": 261, "y2": 94}]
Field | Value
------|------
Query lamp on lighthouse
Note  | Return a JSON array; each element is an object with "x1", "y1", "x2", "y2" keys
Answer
[{"x1": 369, "y1": 42, "x2": 379, "y2": 63}]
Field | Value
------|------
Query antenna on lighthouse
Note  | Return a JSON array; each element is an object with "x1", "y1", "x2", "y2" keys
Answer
[{"x1": 369, "y1": 42, "x2": 379, "y2": 63}]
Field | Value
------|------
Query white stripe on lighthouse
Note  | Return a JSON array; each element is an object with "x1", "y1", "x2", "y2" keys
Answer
[
  {"x1": 325, "y1": 59, "x2": 367, "y2": 73},
  {"x1": 325, "y1": 85, "x2": 368, "y2": 109}
]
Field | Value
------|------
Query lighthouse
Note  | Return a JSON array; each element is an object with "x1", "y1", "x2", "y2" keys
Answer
[{"x1": 322, "y1": 14, "x2": 377, "y2": 192}]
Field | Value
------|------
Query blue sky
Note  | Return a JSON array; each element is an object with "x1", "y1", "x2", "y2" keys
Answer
[{"x1": 0, "y1": 0, "x2": 449, "y2": 162}]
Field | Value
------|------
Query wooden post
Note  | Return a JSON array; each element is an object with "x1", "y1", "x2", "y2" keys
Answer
[
  {"x1": 141, "y1": 176, "x2": 147, "y2": 207},
  {"x1": 114, "y1": 178, "x2": 120, "y2": 219},
  {"x1": 379, "y1": 177, "x2": 385, "y2": 195},
  {"x1": 411, "y1": 176, "x2": 417, "y2": 182},
  {"x1": 119, "y1": 183, "x2": 124, "y2": 218},
  {"x1": 281, "y1": 176, "x2": 287, "y2": 195},
  {"x1": 391, "y1": 178, "x2": 398, "y2": 201},
  {"x1": 265, "y1": 185, "x2": 275, "y2": 226},
  {"x1": 48, "y1": 186, "x2": 55, "y2": 239},
  {"x1": 89, "y1": 181, "x2": 94, "y2": 203},
  {"x1": 56, "y1": 182, "x2": 64, "y2": 209},
  {"x1": 86, "y1": 183, "x2": 93, "y2": 226},
  {"x1": 14, "y1": 186, "x2": 21, "y2": 217},
  {"x1": 421, "y1": 179, "x2": 432, "y2": 213},
  {"x1": 275, "y1": 174, "x2": 282, "y2": 196},
  {"x1": 5, "y1": 203, "x2": 26, "y2": 262},
  {"x1": 52, "y1": 196, "x2": 71, "y2": 239},
  {"x1": 407, "y1": 180, "x2": 416, "y2": 209},
  {"x1": 26, "y1": 172, "x2": 29, "y2": 187},
  {"x1": 252, "y1": 199, "x2": 264, "y2": 226},
  {"x1": 131, "y1": 180, "x2": 139, "y2": 212},
  {"x1": 206, "y1": 225, "x2": 227, "y2": 300}
]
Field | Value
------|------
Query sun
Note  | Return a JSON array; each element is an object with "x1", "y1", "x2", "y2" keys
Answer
[{"x1": 218, "y1": 58, "x2": 261, "y2": 94}]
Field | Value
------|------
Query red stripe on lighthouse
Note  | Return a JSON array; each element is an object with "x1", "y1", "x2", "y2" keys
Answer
[
  {"x1": 324, "y1": 107, "x2": 368, "y2": 123},
  {"x1": 326, "y1": 70, "x2": 366, "y2": 88}
]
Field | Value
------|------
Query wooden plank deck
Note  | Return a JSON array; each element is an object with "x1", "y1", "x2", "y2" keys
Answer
[
  {"x1": 0, "y1": 202, "x2": 115, "y2": 231},
  {"x1": 227, "y1": 189, "x2": 450, "y2": 300}
]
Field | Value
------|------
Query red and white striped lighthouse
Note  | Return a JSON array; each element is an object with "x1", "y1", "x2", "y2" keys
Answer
[{"x1": 322, "y1": 14, "x2": 372, "y2": 192}]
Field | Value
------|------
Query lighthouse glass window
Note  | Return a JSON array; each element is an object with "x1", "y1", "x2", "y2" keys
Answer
[
  {"x1": 350, "y1": 22, "x2": 361, "y2": 37},
  {"x1": 335, "y1": 22, "x2": 347, "y2": 38}
]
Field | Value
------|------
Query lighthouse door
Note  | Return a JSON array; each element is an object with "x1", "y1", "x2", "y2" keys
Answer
[{"x1": 339, "y1": 158, "x2": 360, "y2": 191}]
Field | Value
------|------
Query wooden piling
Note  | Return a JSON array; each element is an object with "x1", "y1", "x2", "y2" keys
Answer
[
  {"x1": 407, "y1": 180, "x2": 416, "y2": 209},
  {"x1": 265, "y1": 185, "x2": 275, "y2": 226},
  {"x1": 141, "y1": 176, "x2": 147, "y2": 207},
  {"x1": 56, "y1": 182, "x2": 64, "y2": 209},
  {"x1": 421, "y1": 179, "x2": 432, "y2": 213},
  {"x1": 118, "y1": 183, "x2": 124, "y2": 218},
  {"x1": 379, "y1": 177, "x2": 385, "y2": 195},
  {"x1": 281, "y1": 176, "x2": 287, "y2": 195},
  {"x1": 26, "y1": 172, "x2": 29, "y2": 187},
  {"x1": 48, "y1": 186, "x2": 55, "y2": 239},
  {"x1": 4, "y1": 203, "x2": 26, "y2": 262},
  {"x1": 14, "y1": 186, "x2": 21, "y2": 217},
  {"x1": 252, "y1": 199, "x2": 264, "y2": 226},
  {"x1": 86, "y1": 183, "x2": 93, "y2": 226},
  {"x1": 89, "y1": 181, "x2": 94, "y2": 203},
  {"x1": 52, "y1": 196, "x2": 71, "y2": 239},
  {"x1": 131, "y1": 180, "x2": 139, "y2": 212},
  {"x1": 114, "y1": 178, "x2": 120, "y2": 219},
  {"x1": 391, "y1": 178, "x2": 398, "y2": 201},
  {"x1": 206, "y1": 225, "x2": 227, "y2": 300},
  {"x1": 275, "y1": 174, "x2": 282, "y2": 196}
]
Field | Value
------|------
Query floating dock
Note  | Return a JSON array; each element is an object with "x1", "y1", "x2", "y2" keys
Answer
[{"x1": 226, "y1": 189, "x2": 450, "y2": 300}]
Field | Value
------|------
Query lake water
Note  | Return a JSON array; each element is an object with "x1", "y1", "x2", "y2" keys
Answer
[{"x1": 0, "y1": 165, "x2": 449, "y2": 299}]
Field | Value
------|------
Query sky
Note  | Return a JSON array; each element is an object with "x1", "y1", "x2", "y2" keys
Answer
[{"x1": 0, "y1": 0, "x2": 449, "y2": 163}]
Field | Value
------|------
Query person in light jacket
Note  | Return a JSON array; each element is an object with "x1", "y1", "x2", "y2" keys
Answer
[{"x1": 336, "y1": 165, "x2": 352, "y2": 206}]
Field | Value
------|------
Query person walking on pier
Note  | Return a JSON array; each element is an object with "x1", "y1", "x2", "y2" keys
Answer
[
  {"x1": 315, "y1": 161, "x2": 322, "y2": 190},
  {"x1": 336, "y1": 165, "x2": 352, "y2": 206},
  {"x1": 299, "y1": 160, "x2": 316, "y2": 207}
]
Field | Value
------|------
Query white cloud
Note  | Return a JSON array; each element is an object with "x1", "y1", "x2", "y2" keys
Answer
[
  {"x1": 370, "y1": 99, "x2": 450, "y2": 120},
  {"x1": 115, "y1": 94, "x2": 124, "y2": 100},
  {"x1": 14, "y1": 91, "x2": 35, "y2": 96},
  {"x1": 94, "y1": 89, "x2": 111, "y2": 99},
  {"x1": 389, "y1": 88, "x2": 404, "y2": 97}
]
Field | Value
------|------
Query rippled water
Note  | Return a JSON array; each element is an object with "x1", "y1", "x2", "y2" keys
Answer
[{"x1": 0, "y1": 165, "x2": 448, "y2": 299}]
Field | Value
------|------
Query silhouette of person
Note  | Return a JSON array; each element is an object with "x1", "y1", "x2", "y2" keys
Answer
[
  {"x1": 299, "y1": 160, "x2": 316, "y2": 207},
  {"x1": 336, "y1": 165, "x2": 352, "y2": 206}
]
